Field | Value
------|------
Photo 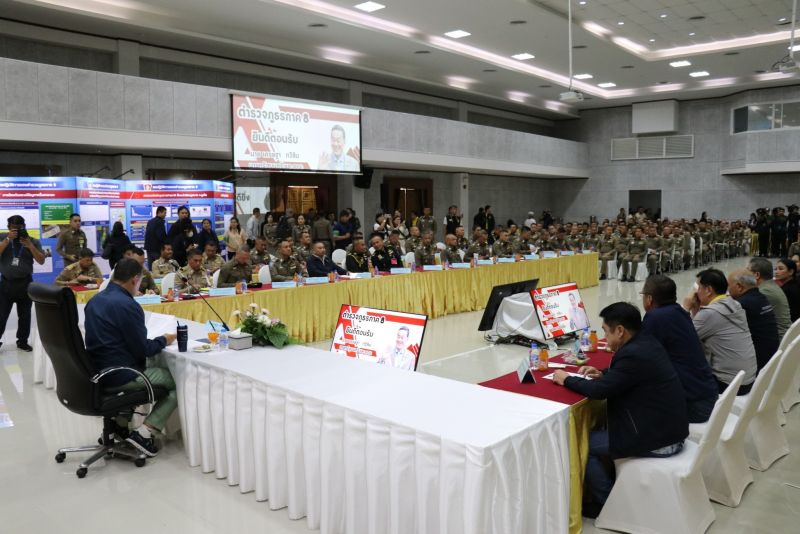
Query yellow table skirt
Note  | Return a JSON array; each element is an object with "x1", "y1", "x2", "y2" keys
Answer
[
  {"x1": 568, "y1": 399, "x2": 607, "y2": 534},
  {"x1": 75, "y1": 289, "x2": 98, "y2": 305},
  {"x1": 132, "y1": 253, "x2": 598, "y2": 343}
]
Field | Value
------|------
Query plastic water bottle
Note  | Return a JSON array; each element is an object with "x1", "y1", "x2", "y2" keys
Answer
[
  {"x1": 580, "y1": 328, "x2": 591, "y2": 353},
  {"x1": 219, "y1": 329, "x2": 229, "y2": 351},
  {"x1": 529, "y1": 342, "x2": 540, "y2": 370},
  {"x1": 173, "y1": 289, "x2": 179, "y2": 302},
  {"x1": 297, "y1": 273, "x2": 304, "y2": 286},
  {"x1": 241, "y1": 278, "x2": 248, "y2": 294}
]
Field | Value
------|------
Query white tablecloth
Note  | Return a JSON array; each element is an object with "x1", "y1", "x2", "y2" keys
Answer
[
  {"x1": 165, "y1": 321, "x2": 571, "y2": 534},
  {"x1": 491, "y1": 292, "x2": 545, "y2": 341}
]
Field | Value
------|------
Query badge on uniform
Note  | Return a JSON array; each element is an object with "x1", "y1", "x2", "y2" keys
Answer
[{"x1": 11, "y1": 258, "x2": 20, "y2": 267}]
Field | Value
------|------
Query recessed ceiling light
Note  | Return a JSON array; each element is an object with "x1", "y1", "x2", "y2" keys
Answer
[
  {"x1": 598, "y1": 82, "x2": 616, "y2": 88},
  {"x1": 539, "y1": 84, "x2": 552, "y2": 88},
  {"x1": 511, "y1": 52, "x2": 535, "y2": 60},
  {"x1": 789, "y1": 44, "x2": 800, "y2": 51},
  {"x1": 482, "y1": 68, "x2": 497, "y2": 72},
  {"x1": 621, "y1": 65, "x2": 634, "y2": 69},
  {"x1": 414, "y1": 50, "x2": 430, "y2": 54},
  {"x1": 688, "y1": 16, "x2": 706, "y2": 21},
  {"x1": 507, "y1": 91, "x2": 529, "y2": 103},
  {"x1": 573, "y1": 44, "x2": 588, "y2": 49},
  {"x1": 353, "y1": 1, "x2": 385, "y2": 12},
  {"x1": 444, "y1": 29, "x2": 471, "y2": 39},
  {"x1": 308, "y1": 23, "x2": 327, "y2": 28},
  {"x1": 509, "y1": 20, "x2": 527, "y2": 25},
  {"x1": 689, "y1": 71, "x2": 709, "y2": 78},
  {"x1": 617, "y1": 21, "x2": 625, "y2": 26},
  {"x1": 659, "y1": 13, "x2": 668, "y2": 19},
  {"x1": 670, "y1": 60, "x2": 692, "y2": 67},
  {"x1": 573, "y1": 73, "x2": 593, "y2": 79},
  {"x1": 658, "y1": 81, "x2": 669, "y2": 84},
  {"x1": 724, "y1": 51, "x2": 739, "y2": 56},
  {"x1": 649, "y1": 38, "x2": 656, "y2": 42},
  {"x1": 754, "y1": 70, "x2": 766, "y2": 74},
  {"x1": 689, "y1": 32, "x2": 696, "y2": 36},
  {"x1": 779, "y1": 17, "x2": 788, "y2": 23},
  {"x1": 446, "y1": 75, "x2": 475, "y2": 89},
  {"x1": 579, "y1": 1, "x2": 587, "y2": 5}
]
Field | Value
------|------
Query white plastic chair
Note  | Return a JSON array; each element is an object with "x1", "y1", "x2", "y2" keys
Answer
[
  {"x1": 404, "y1": 251, "x2": 415, "y2": 267},
  {"x1": 99, "y1": 275, "x2": 111, "y2": 291},
  {"x1": 435, "y1": 242, "x2": 445, "y2": 251},
  {"x1": 633, "y1": 262, "x2": 648, "y2": 281},
  {"x1": 690, "y1": 353, "x2": 781, "y2": 507},
  {"x1": 211, "y1": 269, "x2": 220, "y2": 288},
  {"x1": 740, "y1": 338, "x2": 800, "y2": 471},
  {"x1": 160, "y1": 272, "x2": 176, "y2": 295},
  {"x1": 595, "y1": 371, "x2": 745, "y2": 534},
  {"x1": 332, "y1": 249, "x2": 347, "y2": 268},
  {"x1": 258, "y1": 265, "x2": 272, "y2": 284},
  {"x1": 780, "y1": 317, "x2": 800, "y2": 413}
]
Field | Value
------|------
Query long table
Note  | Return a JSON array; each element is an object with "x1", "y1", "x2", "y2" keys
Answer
[
  {"x1": 70, "y1": 254, "x2": 598, "y2": 344},
  {"x1": 162, "y1": 320, "x2": 572, "y2": 534}
]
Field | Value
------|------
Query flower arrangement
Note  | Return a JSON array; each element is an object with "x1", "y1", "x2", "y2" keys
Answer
[{"x1": 232, "y1": 304, "x2": 300, "y2": 348}]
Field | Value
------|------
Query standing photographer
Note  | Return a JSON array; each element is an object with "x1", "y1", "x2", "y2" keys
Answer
[{"x1": 0, "y1": 215, "x2": 45, "y2": 352}]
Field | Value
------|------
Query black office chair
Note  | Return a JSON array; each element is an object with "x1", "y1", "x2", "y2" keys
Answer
[{"x1": 28, "y1": 283, "x2": 168, "y2": 478}]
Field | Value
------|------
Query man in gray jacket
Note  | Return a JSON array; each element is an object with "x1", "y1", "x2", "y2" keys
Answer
[
  {"x1": 684, "y1": 268, "x2": 757, "y2": 395},
  {"x1": 748, "y1": 257, "x2": 791, "y2": 339}
]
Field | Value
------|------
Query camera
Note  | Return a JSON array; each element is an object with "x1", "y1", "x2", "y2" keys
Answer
[{"x1": 17, "y1": 227, "x2": 28, "y2": 240}]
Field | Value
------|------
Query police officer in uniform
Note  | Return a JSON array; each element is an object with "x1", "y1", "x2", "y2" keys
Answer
[
  {"x1": 695, "y1": 221, "x2": 714, "y2": 264},
  {"x1": 597, "y1": 227, "x2": 617, "y2": 280},
  {"x1": 455, "y1": 226, "x2": 470, "y2": 251},
  {"x1": 492, "y1": 230, "x2": 514, "y2": 258},
  {"x1": 122, "y1": 245, "x2": 160, "y2": 294},
  {"x1": 250, "y1": 237, "x2": 271, "y2": 267},
  {"x1": 217, "y1": 247, "x2": 254, "y2": 287},
  {"x1": 622, "y1": 227, "x2": 647, "y2": 282},
  {"x1": 175, "y1": 249, "x2": 210, "y2": 293},
  {"x1": 151, "y1": 243, "x2": 177, "y2": 277},
  {"x1": 441, "y1": 234, "x2": 462, "y2": 264},
  {"x1": 55, "y1": 213, "x2": 87, "y2": 265},
  {"x1": 369, "y1": 235, "x2": 395, "y2": 272},
  {"x1": 0, "y1": 215, "x2": 45, "y2": 351},
  {"x1": 294, "y1": 231, "x2": 313, "y2": 264},
  {"x1": 416, "y1": 207, "x2": 437, "y2": 236},
  {"x1": 565, "y1": 227, "x2": 583, "y2": 252},
  {"x1": 346, "y1": 239, "x2": 371, "y2": 273},
  {"x1": 202, "y1": 242, "x2": 224, "y2": 273},
  {"x1": 466, "y1": 231, "x2": 491, "y2": 260},
  {"x1": 414, "y1": 231, "x2": 437, "y2": 266},
  {"x1": 613, "y1": 225, "x2": 631, "y2": 279},
  {"x1": 405, "y1": 226, "x2": 422, "y2": 256},
  {"x1": 386, "y1": 230, "x2": 405, "y2": 259},
  {"x1": 513, "y1": 227, "x2": 536, "y2": 256},
  {"x1": 444, "y1": 205, "x2": 461, "y2": 235},
  {"x1": 772, "y1": 207, "x2": 788, "y2": 257},
  {"x1": 55, "y1": 248, "x2": 103, "y2": 286},
  {"x1": 584, "y1": 225, "x2": 601, "y2": 251},
  {"x1": 270, "y1": 240, "x2": 307, "y2": 281},
  {"x1": 644, "y1": 226, "x2": 663, "y2": 276},
  {"x1": 547, "y1": 229, "x2": 568, "y2": 253}
]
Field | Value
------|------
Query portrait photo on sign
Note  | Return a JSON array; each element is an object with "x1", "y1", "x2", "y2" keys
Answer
[
  {"x1": 530, "y1": 282, "x2": 589, "y2": 339},
  {"x1": 330, "y1": 305, "x2": 427, "y2": 371}
]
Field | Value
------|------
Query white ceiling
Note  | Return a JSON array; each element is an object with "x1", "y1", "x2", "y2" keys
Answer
[{"x1": 4, "y1": 0, "x2": 800, "y2": 118}]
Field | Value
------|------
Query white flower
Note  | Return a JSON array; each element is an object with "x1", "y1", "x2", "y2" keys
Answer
[
  {"x1": 257, "y1": 315, "x2": 270, "y2": 325},
  {"x1": 249, "y1": 303, "x2": 258, "y2": 310},
  {"x1": 271, "y1": 318, "x2": 281, "y2": 326},
  {"x1": 232, "y1": 310, "x2": 241, "y2": 317},
  {"x1": 261, "y1": 308, "x2": 270, "y2": 316}
]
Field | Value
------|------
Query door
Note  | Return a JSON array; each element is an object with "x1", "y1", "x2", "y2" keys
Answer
[
  {"x1": 381, "y1": 177, "x2": 433, "y2": 223},
  {"x1": 628, "y1": 190, "x2": 662, "y2": 221}
]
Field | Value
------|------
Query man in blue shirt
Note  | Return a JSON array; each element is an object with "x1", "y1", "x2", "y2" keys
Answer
[
  {"x1": 641, "y1": 275, "x2": 719, "y2": 423},
  {"x1": 332, "y1": 210, "x2": 353, "y2": 250},
  {"x1": 144, "y1": 206, "x2": 168, "y2": 269},
  {"x1": 84, "y1": 258, "x2": 177, "y2": 457},
  {"x1": 307, "y1": 241, "x2": 347, "y2": 277}
]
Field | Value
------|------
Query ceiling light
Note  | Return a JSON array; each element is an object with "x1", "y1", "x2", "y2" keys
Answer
[
  {"x1": 511, "y1": 52, "x2": 535, "y2": 60},
  {"x1": 274, "y1": 0, "x2": 417, "y2": 38},
  {"x1": 509, "y1": 20, "x2": 527, "y2": 25},
  {"x1": 688, "y1": 16, "x2": 706, "y2": 21},
  {"x1": 573, "y1": 73, "x2": 593, "y2": 79},
  {"x1": 353, "y1": 1, "x2": 385, "y2": 12},
  {"x1": 444, "y1": 29, "x2": 471, "y2": 39},
  {"x1": 414, "y1": 50, "x2": 430, "y2": 54},
  {"x1": 446, "y1": 75, "x2": 475, "y2": 89},
  {"x1": 308, "y1": 23, "x2": 327, "y2": 28},
  {"x1": 482, "y1": 68, "x2": 497, "y2": 72},
  {"x1": 649, "y1": 38, "x2": 656, "y2": 42},
  {"x1": 621, "y1": 65, "x2": 634, "y2": 69},
  {"x1": 724, "y1": 51, "x2": 739, "y2": 56},
  {"x1": 670, "y1": 60, "x2": 692, "y2": 67},
  {"x1": 539, "y1": 84, "x2": 552, "y2": 88},
  {"x1": 507, "y1": 91, "x2": 529, "y2": 103},
  {"x1": 617, "y1": 21, "x2": 625, "y2": 26},
  {"x1": 689, "y1": 71, "x2": 709, "y2": 77},
  {"x1": 689, "y1": 32, "x2": 696, "y2": 36},
  {"x1": 779, "y1": 17, "x2": 788, "y2": 23},
  {"x1": 789, "y1": 44, "x2": 800, "y2": 51},
  {"x1": 598, "y1": 82, "x2": 616, "y2": 88},
  {"x1": 582, "y1": 21, "x2": 611, "y2": 36},
  {"x1": 319, "y1": 46, "x2": 362, "y2": 64},
  {"x1": 659, "y1": 14, "x2": 668, "y2": 19},
  {"x1": 579, "y1": 1, "x2": 587, "y2": 5}
]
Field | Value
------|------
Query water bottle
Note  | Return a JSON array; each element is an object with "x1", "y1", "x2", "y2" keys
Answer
[
  {"x1": 177, "y1": 323, "x2": 188, "y2": 353},
  {"x1": 580, "y1": 328, "x2": 591, "y2": 353},
  {"x1": 219, "y1": 329, "x2": 229, "y2": 351},
  {"x1": 473, "y1": 252, "x2": 479, "y2": 263},
  {"x1": 241, "y1": 278, "x2": 248, "y2": 294},
  {"x1": 529, "y1": 342, "x2": 539, "y2": 370},
  {"x1": 297, "y1": 273, "x2": 304, "y2": 286},
  {"x1": 173, "y1": 288, "x2": 179, "y2": 302}
]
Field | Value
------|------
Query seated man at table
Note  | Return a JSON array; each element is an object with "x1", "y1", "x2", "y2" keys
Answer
[
  {"x1": 553, "y1": 302, "x2": 688, "y2": 518},
  {"x1": 293, "y1": 231, "x2": 313, "y2": 264},
  {"x1": 641, "y1": 275, "x2": 718, "y2": 423},
  {"x1": 84, "y1": 258, "x2": 177, "y2": 456},
  {"x1": 175, "y1": 249, "x2": 210, "y2": 293},
  {"x1": 466, "y1": 230, "x2": 491, "y2": 260},
  {"x1": 726, "y1": 269, "x2": 779, "y2": 372},
  {"x1": 55, "y1": 248, "x2": 102, "y2": 286},
  {"x1": 150, "y1": 243, "x2": 176, "y2": 277},
  {"x1": 250, "y1": 237, "x2": 271, "y2": 267},
  {"x1": 492, "y1": 230, "x2": 514, "y2": 258},
  {"x1": 386, "y1": 230, "x2": 405, "y2": 258},
  {"x1": 122, "y1": 245, "x2": 160, "y2": 295},
  {"x1": 683, "y1": 268, "x2": 757, "y2": 395},
  {"x1": 270, "y1": 240, "x2": 307, "y2": 281},
  {"x1": 307, "y1": 241, "x2": 347, "y2": 277},
  {"x1": 201, "y1": 242, "x2": 224, "y2": 273},
  {"x1": 414, "y1": 231, "x2": 437, "y2": 266},
  {"x1": 345, "y1": 238, "x2": 371, "y2": 273},
  {"x1": 369, "y1": 235, "x2": 398, "y2": 272},
  {"x1": 217, "y1": 246, "x2": 253, "y2": 287},
  {"x1": 441, "y1": 234, "x2": 462, "y2": 265}
]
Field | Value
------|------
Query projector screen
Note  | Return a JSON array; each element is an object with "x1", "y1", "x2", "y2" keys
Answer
[
  {"x1": 231, "y1": 93, "x2": 361, "y2": 173},
  {"x1": 530, "y1": 282, "x2": 590, "y2": 340}
]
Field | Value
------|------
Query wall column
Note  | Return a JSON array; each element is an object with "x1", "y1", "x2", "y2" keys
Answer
[
  {"x1": 114, "y1": 40, "x2": 140, "y2": 76},
  {"x1": 112, "y1": 154, "x2": 143, "y2": 180}
]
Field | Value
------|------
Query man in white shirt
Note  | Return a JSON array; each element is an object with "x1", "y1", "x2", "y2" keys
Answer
[
  {"x1": 245, "y1": 208, "x2": 262, "y2": 244},
  {"x1": 318, "y1": 125, "x2": 360, "y2": 172},
  {"x1": 380, "y1": 326, "x2": 417, "y2": 371},
  {"x1": 524, "y1": 211, "x2": 537, "y2": 229}
]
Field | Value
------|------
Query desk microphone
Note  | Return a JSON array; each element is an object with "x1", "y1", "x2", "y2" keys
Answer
[
  {"x1": 176, "y1": 271, "x2": 230, "y2": 331},
  {"x1": 169, "y1": 259, "x2": 182, "y2": 271}
]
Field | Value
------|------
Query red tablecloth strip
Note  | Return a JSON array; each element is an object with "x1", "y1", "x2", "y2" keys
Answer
[
  {"x1": 71, "y1": 285, "x2": 92, "y2": 292},
  {"x1": 479, "y1": 349, "x2": 614, "y2": 406}
]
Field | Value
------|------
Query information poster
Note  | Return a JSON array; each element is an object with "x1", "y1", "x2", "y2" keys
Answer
[
  {"x1": 330, "y1": 305, "x2": 427, "y2": 371},
  {"x1": 77, "y1": 178, "x2": 126, "y2": 275},
  {"x1": 530, "y1": 282, "x2": 590, "y2": 339}
]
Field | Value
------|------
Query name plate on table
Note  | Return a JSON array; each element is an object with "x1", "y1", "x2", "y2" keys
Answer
[
  {"x1": 209, "y1": 287, "x2": 236, "y2": 297},
  {"x1": 305, "y1": 276, "x2": 329, "y2": 285},
  {"x1": 272, "y1": 281, "x2": 297, "y2": 288},
  {"x1": 134, "y1": 294, "x2": 161, "y2": 305},
  {"x1": 349, "y1": 272, "x2": 373, "y2": 279},
  {"x1": 423, "y1": 264, "x2": 443, "y2": 271},
  {"x1": 497, "y1": 257, "x2": 516, "y2": 263},
  {"x1": 560, "y1": 251, "x2": 575, "y2": 256},
  {"x1": 582, "y1": 249, "x2": 594, "y2": 255},
  {"x1": 450, "y1": 262, "x2": 471, "y2": 269},
  {"x1": 477, "y1": 259, "x2": 495, "y2": 266},
  {"x1": 523, "y1": 254, "x2": 539, "y2": 260},
  {"x1": 516, "y1": 358, "x2": 536, "y2": 384},
  {"x1": 541, "y1": 251, "x2": 557, "y2": 258},
  {"x1": 390, "y1": 267, "x2": 411, "y2": 274}
]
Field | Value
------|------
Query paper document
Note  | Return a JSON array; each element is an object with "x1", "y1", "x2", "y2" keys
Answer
[
  {"x1": 542, "y1": 371, "x2": 592, "y2": 381},
  {"x1": 146, "y1": 313, "x2": 176, "y2": 339}
]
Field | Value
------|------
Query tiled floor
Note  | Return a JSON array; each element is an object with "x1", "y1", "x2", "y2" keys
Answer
[{"x1": 2, "y1": 257, "x2": 799, "y2": 533}]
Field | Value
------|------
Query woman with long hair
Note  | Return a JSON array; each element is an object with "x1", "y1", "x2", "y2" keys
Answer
[
  {"x1": 261, "y1": 212, "x2": 278, "y2": 253},
  {"x1": 223, "y1": 217, "x2": 245, "y2": 260},
  {"x1": 101, "y1": 220, "x2": 131, "y2": 270},
  {"x1": 775, "y1": 257, "x2": 800, "y2": 322},
  {"x1": 195, "y1": 218, "x2": 219, "y2": 251},
  {"x1": 292, "y1": 213, "x2": 311, "y2": 243}
]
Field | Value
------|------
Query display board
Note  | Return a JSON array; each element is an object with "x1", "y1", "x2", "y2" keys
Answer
[
  {"x1": 77, "y1": 177, "x2": 127, "y2": 275},
  {"x1": 331, "y1": 305, "x2": 427, "y2": 371},
  {"x1": 232, "y1": 93, "x2": 361, "y2": 173},
  {"x1": 530, "y1": 282, "x2": 590, "y2": 340}
]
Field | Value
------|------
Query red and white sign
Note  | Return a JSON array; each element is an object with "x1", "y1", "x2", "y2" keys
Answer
[
  {"x1": 232, "y1": 94, "x2": 361, "y2": 172},
  {"x1": 530, "y1": 282, "x2": 589, "y2": 339},
  {"x1": 331, "y1": 305, "x2": 427, "y2": 371}
]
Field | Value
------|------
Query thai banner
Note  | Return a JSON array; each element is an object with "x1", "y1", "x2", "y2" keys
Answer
[
  {"x1": 331, "y1": 305, "x2": 427, "y2": 371},
  {"x1": 232, "y1": 93, "x2": 361, "y2": 173},
  {"x1": 531, "y1": 282, "x2": 590, "y2": 339}
]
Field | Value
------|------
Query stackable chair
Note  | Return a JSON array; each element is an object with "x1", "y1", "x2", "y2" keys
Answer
[
  {"x1": 780, "y1": 318, "x2": 800, "y2": 414},
  {"x1": 28, "y1": 283, "x2": 167, "y2": 478},
  {"x1": 160, "y1": 272, "x2": 176, "y2": 295},
  {"x1": 211, "y1": 269, "x2": 220, "y2": 288},
  {"x1": 332, "y1": 248, "x2": 347, "y2": 268},
  {"x1": 257, "y1": 265, "x2": 272, "y2": 283},
  {"x1": 595, "y1": 371, "x2": 745, "y2": 534}
]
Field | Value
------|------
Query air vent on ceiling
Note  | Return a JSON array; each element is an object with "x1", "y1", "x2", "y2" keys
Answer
[{"x1": 611, "y1": 135, "x2": 694, "y2": 160}]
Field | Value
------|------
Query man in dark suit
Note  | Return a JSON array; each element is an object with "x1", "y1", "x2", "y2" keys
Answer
[
  {"x1": 553, "y1": 302, "x2": 689, "y2": 518},
  {"x1": 306, "y1": 241, "x2": 347, "y2": 278},
  {"x1": 144, "y1": 206, "x2": 167, "y2": 269}
]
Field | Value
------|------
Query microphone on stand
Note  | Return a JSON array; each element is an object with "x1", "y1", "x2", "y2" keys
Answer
[{"x1": 176, "y1": 271, "x2": 230, "y2": 331}]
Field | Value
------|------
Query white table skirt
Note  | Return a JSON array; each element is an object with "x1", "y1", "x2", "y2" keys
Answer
[{"x1": 165, "y1": 322, "x2": 571, "y2": 534}]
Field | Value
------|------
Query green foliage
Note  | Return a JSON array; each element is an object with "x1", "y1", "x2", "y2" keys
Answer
[{"x1": 239, "y1": 314, "x2": 299, "y2": 349}]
